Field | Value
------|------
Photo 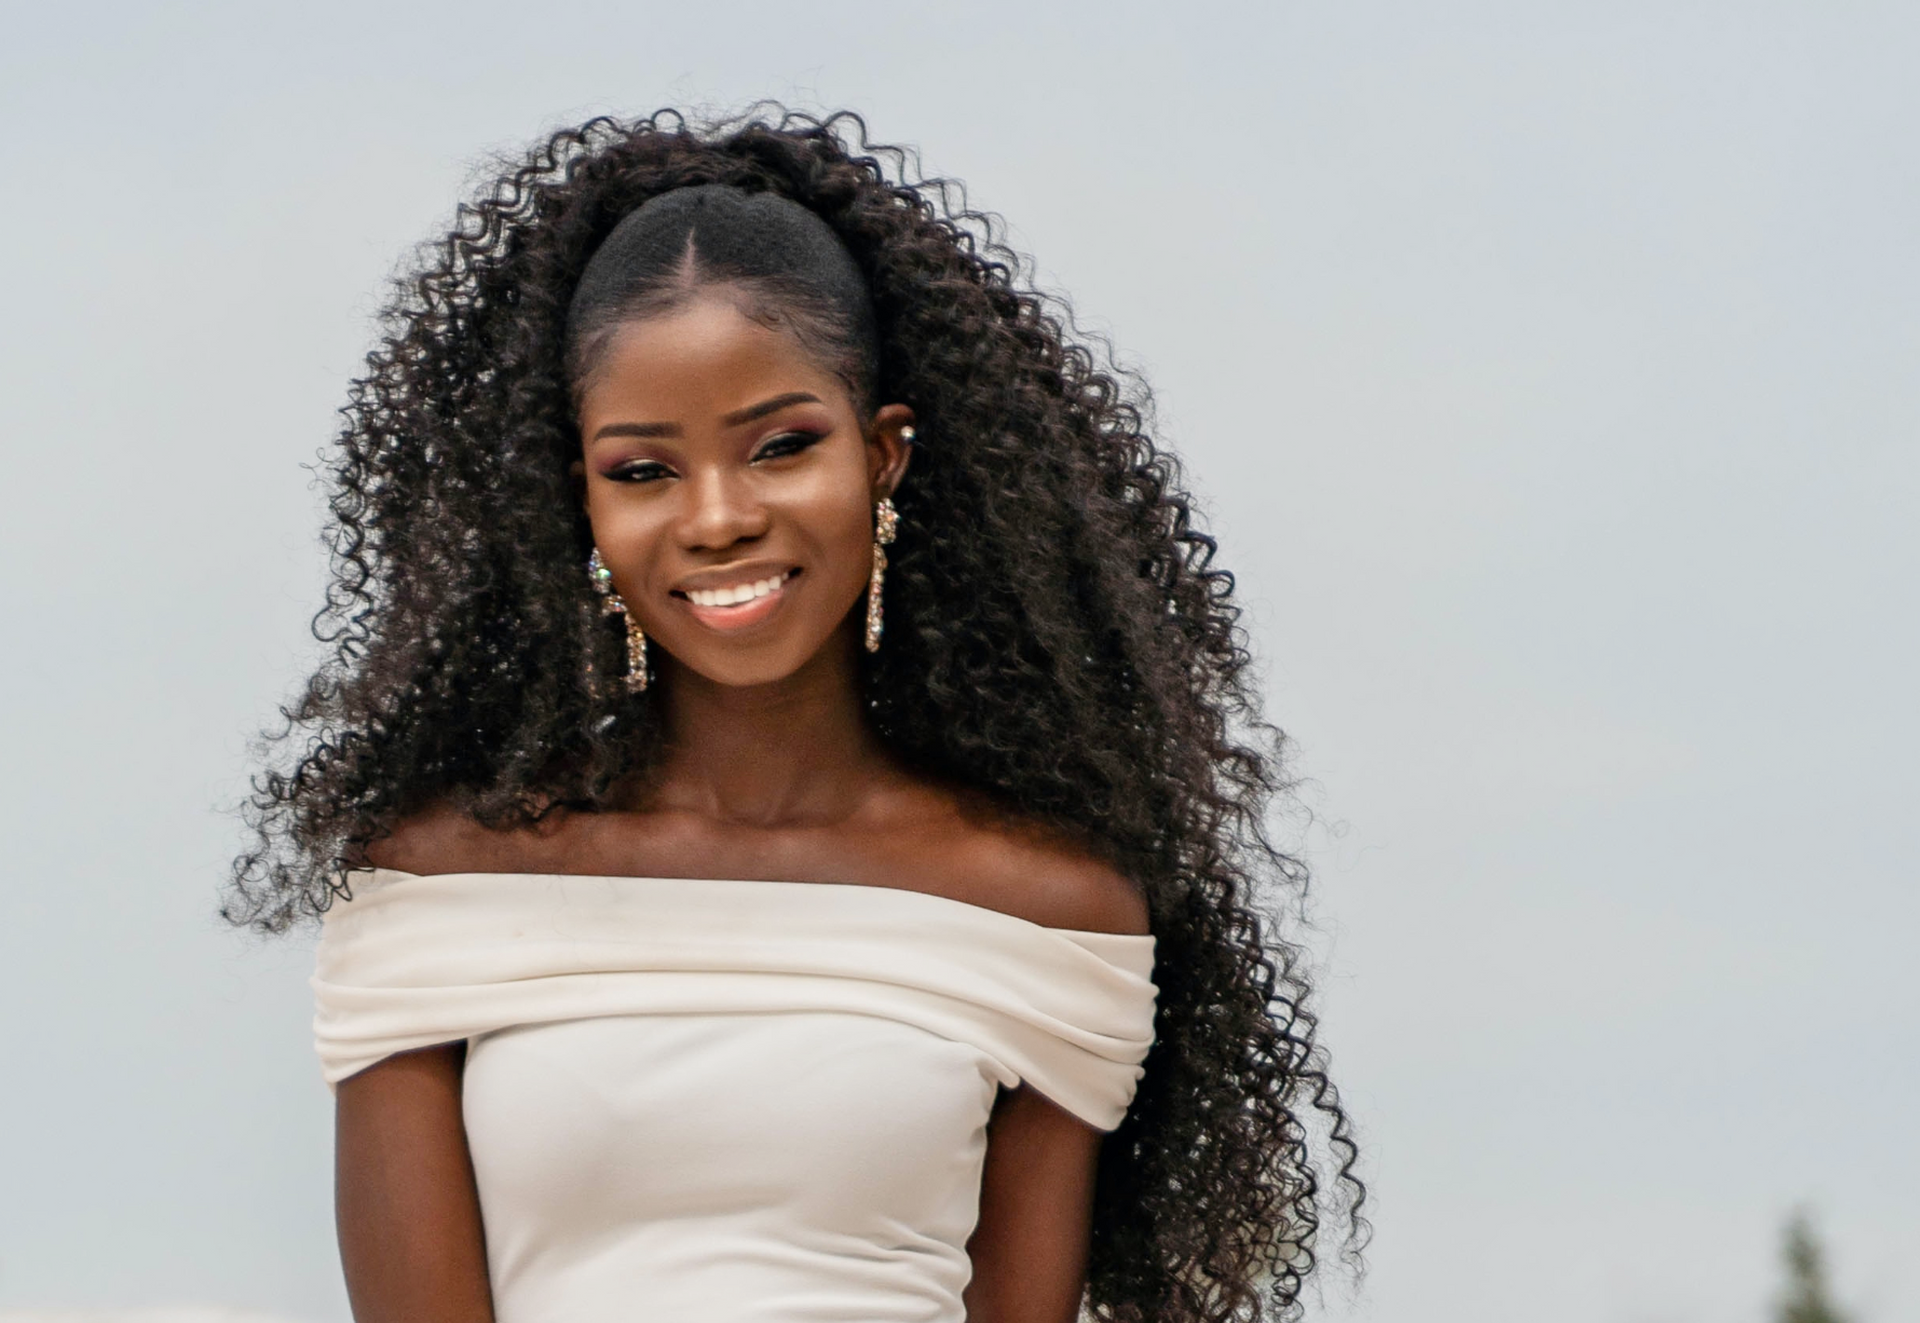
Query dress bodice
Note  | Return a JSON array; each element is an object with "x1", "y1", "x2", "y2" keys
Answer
[{"x1": 311, "y1": 868, "x2": 1158, "y2": 1323}]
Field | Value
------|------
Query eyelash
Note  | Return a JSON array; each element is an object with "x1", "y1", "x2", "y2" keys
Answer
[
  {"x1": 605, "y1": 431, "x2": 824, "y2": 484},
  {"x1": 753, "y1": 430, "x2": 824, "y2": 462}
]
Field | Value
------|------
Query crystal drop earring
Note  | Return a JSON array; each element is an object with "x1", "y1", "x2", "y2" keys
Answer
[
  {"x1": 587, "y1": 548, "x2": 649, "y2": 692},
  {"x1": 864, "y1": 497, "x2": 899, "y2": 654}
]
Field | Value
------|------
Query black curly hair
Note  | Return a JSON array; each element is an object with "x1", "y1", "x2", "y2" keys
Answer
[{"x1": 229, "y1": 105, "x2": 1365, "y2": 1322}]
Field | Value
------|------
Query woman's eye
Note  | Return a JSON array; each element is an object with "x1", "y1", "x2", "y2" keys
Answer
[
  {"x1": 753, "y1": 431, "x2": 824, "y2": 462},
  {"x1": 607, "y1": 460, "x2": 674, "y2": 484}
]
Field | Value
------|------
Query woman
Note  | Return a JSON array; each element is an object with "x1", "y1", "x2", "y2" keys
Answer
[{"x1": 228, "y1": 108, "x2": 1363, "y2": 1323}]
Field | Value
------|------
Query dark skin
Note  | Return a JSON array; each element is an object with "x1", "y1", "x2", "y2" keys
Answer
[{"x1": 336, "y1": 293, "x2": 1150, "y2": 1323}]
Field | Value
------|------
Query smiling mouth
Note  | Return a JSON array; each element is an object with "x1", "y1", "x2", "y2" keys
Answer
[{"x1": 671, "y1": 567, "x2": 800, "y2": 631}]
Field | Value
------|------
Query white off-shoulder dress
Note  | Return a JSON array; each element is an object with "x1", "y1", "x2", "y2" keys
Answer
[{"x1": 311, "y1": 868, "x2": 1158, "y2": 1323}]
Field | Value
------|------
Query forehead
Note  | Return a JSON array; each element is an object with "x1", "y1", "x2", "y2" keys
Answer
[{"x1": 577, "y1": 296, "x2": 853, "y2": 422}]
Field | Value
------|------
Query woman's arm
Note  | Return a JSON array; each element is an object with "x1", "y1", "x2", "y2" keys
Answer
[
  {"x1": 334, "y1": 1042, "x2": 496, "y2": 1323},
  {"x1": 962, "y1": 1083, "x2": 1106, "y2": 1323}
]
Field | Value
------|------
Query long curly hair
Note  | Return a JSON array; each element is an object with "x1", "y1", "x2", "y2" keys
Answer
[{"x1": 229, "y1": 105, "x2": 1365, "y2": 1321}]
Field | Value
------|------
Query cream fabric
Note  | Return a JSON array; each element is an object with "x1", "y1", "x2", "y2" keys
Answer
[{"x1": 311, "y1": 868, "x2": 1157, "y2": 1323}]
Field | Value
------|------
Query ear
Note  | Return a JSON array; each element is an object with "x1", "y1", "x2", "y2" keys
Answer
[{"x1": 866, "y1": 403, "x2": 917, "y2": 500}]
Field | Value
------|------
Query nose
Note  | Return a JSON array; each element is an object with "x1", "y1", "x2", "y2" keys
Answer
[{"x1": 676, "y1": 465, "x2": 771, "y2": 552}]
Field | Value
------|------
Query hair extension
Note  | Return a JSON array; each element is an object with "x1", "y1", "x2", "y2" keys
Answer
[{"x1": 229, "y1": 105, "x2": 1365, "y2": 1322}]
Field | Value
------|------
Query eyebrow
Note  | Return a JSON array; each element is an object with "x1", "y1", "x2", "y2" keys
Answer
[{"x1": 589, "y1": 392, "x2": 823, "y2": 443}]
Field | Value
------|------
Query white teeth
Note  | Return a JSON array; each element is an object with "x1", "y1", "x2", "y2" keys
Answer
[{"x1": 688, "y1": 570, "x2": 790, "y2": 609}]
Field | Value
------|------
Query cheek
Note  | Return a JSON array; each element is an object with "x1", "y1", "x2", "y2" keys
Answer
[
  {"x1": 584, "y1": 488, "x2": 652, "y2": 544},
  {"x1": 785, "y1": 479, "x2": 876, "y2": 590},
  {"x1": 582, "y1": 492, "x2": 673, "y2": 589}
]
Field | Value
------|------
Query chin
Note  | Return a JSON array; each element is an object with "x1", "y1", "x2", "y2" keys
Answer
[
  {"x1": 711, "y1": 664, "x2": 811, "y2": 689},
  {"x1": 671, "y1": 649, "x2": 819, "y2": 690}
]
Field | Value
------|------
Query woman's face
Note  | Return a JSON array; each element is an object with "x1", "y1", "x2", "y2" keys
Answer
[{"x1": 577, "y1": 295, "x2": 913, "y2": 689}]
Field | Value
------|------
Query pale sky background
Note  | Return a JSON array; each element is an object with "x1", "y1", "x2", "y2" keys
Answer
[{"x1": 2, "y1": 3, "x2": 1914, "y2": 1321}]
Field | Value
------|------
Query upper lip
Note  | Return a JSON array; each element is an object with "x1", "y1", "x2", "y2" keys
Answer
[{"x1": 670, "y1": 561, "x2": 799, "y2": 596}]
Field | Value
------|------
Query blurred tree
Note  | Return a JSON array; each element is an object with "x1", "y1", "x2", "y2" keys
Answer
[{"x1": 1775, "y1": 1209, "x2": 1851, "y2": 1323}]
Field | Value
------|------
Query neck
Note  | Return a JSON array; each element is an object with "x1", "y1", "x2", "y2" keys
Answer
[{"x1": 642, "y1": 631, "x2": 890, "y2": 826}]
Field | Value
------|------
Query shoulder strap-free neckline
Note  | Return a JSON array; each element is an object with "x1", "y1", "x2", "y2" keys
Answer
[{"x1": 315, "y1": 867, "x2": 1159, "y2": 1127}]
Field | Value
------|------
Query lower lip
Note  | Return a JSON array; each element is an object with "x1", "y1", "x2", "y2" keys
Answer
[{"x1": 678, "y1": 573, "x2": 796, "y2": 632}]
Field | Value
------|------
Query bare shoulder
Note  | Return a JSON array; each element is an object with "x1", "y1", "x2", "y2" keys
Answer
[
  {"x1": 357, "y1": 800, "x2": 547, "y2": 877},
  {"x1": 1005, "y1": 843, "x2": 1150, "y2": 937},
  {"x1": 908, "y1": 792, "x2": 1151, "y2": 937}
]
